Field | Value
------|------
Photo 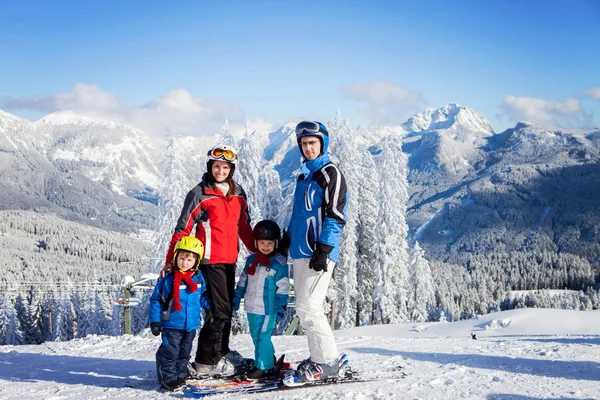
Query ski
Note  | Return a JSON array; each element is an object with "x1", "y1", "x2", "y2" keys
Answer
[{"x1": 182, "y1": 373, "x2": 407, "y2": 398}]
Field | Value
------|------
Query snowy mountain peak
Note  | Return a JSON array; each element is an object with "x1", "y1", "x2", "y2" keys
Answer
[
  {"x1": 402, "y1": 103, "x2": 494, "y2": 135},
  {"x1": 35, "y1": 110, "x2": 124, "y2": 129}
]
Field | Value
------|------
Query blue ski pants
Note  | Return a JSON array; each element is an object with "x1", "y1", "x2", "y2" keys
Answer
[
  {"x1": 247, "y1": 313, "x2": 277, "y2": 370},
  {"x1": 156, "y1": 328, "x2": 196, "y2": 386}
]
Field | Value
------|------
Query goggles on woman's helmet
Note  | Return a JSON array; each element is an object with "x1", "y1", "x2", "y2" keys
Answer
[{"x1": 207, "y1": 144, "x2": 238, "y2": 165}]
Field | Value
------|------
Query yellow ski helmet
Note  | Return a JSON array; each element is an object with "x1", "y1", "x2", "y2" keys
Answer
[{"x1": 173, "y1": 236, "x2": 204, "y2": 270}]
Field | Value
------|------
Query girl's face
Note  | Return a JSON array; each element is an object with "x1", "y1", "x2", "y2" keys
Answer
[
  {"x1": 211, "y1": 160, "x2": 231, "y2": 183},
  {"x1": 176, "y1": 250, "x2": 198, "y2": 272},
  {"x1": 257, "y1": 239, "x2": 276, "y2": 255}
]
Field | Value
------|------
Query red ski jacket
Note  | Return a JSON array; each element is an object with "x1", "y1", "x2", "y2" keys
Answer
[{"x1": 165, "y1": 173, "x2": 255, "y2": 266}]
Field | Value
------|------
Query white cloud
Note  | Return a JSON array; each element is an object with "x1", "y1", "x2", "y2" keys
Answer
[
  {"x1": 500, "y1": 95, "x2": 591, "y2": 127},
  {"x1": 581, "y1": 87, "x2": 600, "y2": 100},
  {"x1": 342, "y1": 80, "x2": 426, "y2": 125},
  {"x1": 0, "y1": 83, "x2": 249, "y2": 138}
]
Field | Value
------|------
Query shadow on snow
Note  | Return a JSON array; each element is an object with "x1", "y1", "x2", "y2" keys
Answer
[
  {"x1": 351, "y1": 347, "x2": 600, "y2": 382},
  {"x1": 0, "y1": 351, "x2": 156, "y2": 391}
]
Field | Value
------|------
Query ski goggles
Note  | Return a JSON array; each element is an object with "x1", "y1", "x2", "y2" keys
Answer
[
  {"x1": 210, "y1": 148, "x2": 236, "y2": 161},
  {"x1": 295, "y1": 121, "x2": 328, "y2": 137}
]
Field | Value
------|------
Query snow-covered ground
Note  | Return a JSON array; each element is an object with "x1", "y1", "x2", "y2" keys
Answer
[{"x1": 1, "y1": 308, "x2": 600, "y2": 399}]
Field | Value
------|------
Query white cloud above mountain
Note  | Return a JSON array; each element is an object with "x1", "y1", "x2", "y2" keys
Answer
[
  {"x1": 500, "y1": 95, "x2": 593, "y2": 128},
  {"x1": 0, "y1": 83, "x2": 248, "y2": 138},
  {"x1": 342, "y1": 80, "x2": 426, "y2": 125},
  {"x1": 581, "y1": 87, "x2": 600, "y2": 101}
]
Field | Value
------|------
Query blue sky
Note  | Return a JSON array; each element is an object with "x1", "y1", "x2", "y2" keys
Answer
[{"x1": 1, "y1": 0, "x2": 599, "y2": 137}]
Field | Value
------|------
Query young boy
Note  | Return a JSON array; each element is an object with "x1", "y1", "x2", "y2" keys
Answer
[
  {"x1": 233, "y1": 220, "x2": 290, "y2": 380},
  {"x1": 149, "y1": 236, "x2": 210, "y2": 391}
]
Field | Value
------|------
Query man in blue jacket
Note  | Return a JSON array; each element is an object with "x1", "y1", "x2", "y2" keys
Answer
[
  {"x1": 283, "y1": 120, "x2": 349, "y2": 382},
  {"x1": 149, "y1": 236, "x2": 210, "y2": 391}
]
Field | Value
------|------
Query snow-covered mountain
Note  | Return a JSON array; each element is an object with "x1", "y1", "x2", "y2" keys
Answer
[
  {"x1": 35, "y1": 111, "x2": 163, "y2": 200},
  {"x1": 402, "y1": 104, "x2": 495, "y2": 182},
  {"x1": 2, "y1": 104, "x2": 599, "y2": 265},
  {"x1": 0, "y1": 110, "x2": 159, "y2": 232}
]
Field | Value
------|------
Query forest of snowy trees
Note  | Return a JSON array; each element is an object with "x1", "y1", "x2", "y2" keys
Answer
[
  {"x1": 1, "y1": 114, "x2": 599, "y2": 345},
  {"x1": 0, "y1": 211, "x2": 150, "y2": 345}
]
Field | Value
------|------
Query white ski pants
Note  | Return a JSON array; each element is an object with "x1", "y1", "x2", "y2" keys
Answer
[{"x1": 293, "y1": 258, "x2": 338, "y2": 364}]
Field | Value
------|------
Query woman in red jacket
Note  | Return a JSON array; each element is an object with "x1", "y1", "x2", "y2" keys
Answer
[{"x1": 163, "y1": 144, "x2": 254, "y2": 376}]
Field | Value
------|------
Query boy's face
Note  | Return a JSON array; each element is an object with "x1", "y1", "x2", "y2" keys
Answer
[
  {"x1": 176, "y1": 250, "x2": 198, "y2": 272},
  {"x1": 257, "y1": 239, "x2": 276, "y2": 255}
]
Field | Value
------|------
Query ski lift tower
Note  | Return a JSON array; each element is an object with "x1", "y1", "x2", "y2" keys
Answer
[{"x1": 117, "y1": 273, "x2": 158, "y2": 334}]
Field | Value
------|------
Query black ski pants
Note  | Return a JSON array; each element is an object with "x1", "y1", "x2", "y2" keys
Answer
[{"x1": 195, "y1": 263, "x2": 236, "y2": 365}]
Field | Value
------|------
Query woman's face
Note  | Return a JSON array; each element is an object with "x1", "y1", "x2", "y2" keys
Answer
[{"x1": 211, "y1": 160, "x2": 231, "y2": 182}]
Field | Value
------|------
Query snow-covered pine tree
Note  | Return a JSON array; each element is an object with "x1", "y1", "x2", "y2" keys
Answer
[
  {"x1": 85, "y1": 285, "x2": 109, "y2": 336},
  {"x1": 374, "y1": 133, "x2": 410, "y2": 324},
  {"x1": 407, "y1": 241, "x2": 435, "y2": 322},
  {"x1": 355, "y1": 145, "x2": 381, "y2": 325},
  {"x1": 50, "y1": 295, "x2": 68, "y2": 341},
  {"x1": 258, "y1": 166, "x2": 284, "y2": 222},
  {"x1": 217, "y1": 119, "x2": 237, "y2": 148},
  {"x1": 5, "y1": 308, "x2": 24, "y2": 345},
  {"x1": 70, "y1": 291, "x2": 84, "y2": 339},
  {"x1": 235, "y1": 129, "x2": 264, "y2": 225},
  {"x1": 151, "y1": 137, "x2": 196, "y2": 273},
  {"x1": 107, "y1": 291, "x2": 123, "y2": 336},
  {"x1": 326, "y1": 111, "x2": 359, "y2": 328},
  {"x1": 0, "y1": 297, "x2": 9, "y2": 344}
]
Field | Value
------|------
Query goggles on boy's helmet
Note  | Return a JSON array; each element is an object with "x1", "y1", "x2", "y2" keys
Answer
[
  {"x1": 207, "y1": 144, "x2": 238, "y2": 165},
  {"x1": 173, "y1": 236, "x2": 205, "y2": 271}
]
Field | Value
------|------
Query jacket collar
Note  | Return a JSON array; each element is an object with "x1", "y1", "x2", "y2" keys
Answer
[{"x1": 301, "y1": 153, "x2": 331, "y2": 179}]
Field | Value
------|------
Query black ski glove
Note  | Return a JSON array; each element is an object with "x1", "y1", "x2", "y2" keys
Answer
[
  {"x1": 309, "y1": 243, "x2": 333, "y2": 272},
  {"x1": 279, "y1": 230, "x2": 291, "y2": 258},
  {"x1": 150, "y1": 322, "x2": 162, "y2": 336}
]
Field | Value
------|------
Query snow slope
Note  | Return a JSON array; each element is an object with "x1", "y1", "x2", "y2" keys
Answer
[{"x1": 1, "y1": 308, "x2": 600, "y2": 399}]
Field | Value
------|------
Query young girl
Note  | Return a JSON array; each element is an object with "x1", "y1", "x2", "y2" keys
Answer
[
  {"x1": 233, "y1": 220, "x2": 290, "y2": 379},
  {"x1": 149, "y1": 236, "x2": 210, "y2": 391},
  {"x1": 162, "y1": 144, "x2": 255, "y2": 376}
]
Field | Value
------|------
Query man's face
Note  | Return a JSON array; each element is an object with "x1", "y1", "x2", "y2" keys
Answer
[{"x1": 300, "y1": 136, "x2": 321, "y2": 161}]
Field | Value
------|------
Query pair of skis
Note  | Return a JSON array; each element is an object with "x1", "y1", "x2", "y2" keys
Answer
[{"x1": 182, "y1": 355, "x2": 406, "y2": 398}]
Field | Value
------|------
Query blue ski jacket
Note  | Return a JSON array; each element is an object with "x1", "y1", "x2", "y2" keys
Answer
[
  {"x1": 149, "y1": 271, "x2": 210, "y2": 332},
  {"x1": 287, "y1": 152, "x2": 348, "y2": 262}
]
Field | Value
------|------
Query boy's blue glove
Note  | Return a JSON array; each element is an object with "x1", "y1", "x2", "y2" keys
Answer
[
  {"x1": 200, "y1": 293, "x2": 211, "y2": 310},
  {"x1": 232, "y1": 298, "x2": 240, "y2": 312},
  {"x1": 150, "y1": 322, "x2": 162, "y2": 336}
]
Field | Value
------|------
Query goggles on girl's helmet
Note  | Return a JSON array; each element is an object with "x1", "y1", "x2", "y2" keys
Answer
[{"x1": 207, "y1": 144, "x2": 238, "y2": 165}]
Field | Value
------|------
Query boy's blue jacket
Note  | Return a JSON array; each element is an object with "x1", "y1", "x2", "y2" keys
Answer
[
  {"x1": 233, "y1": 253, "x2": 289, "y2": 315},
  {"x1": 149, "y1": 270, "x2": 210, "y2": 332},
  {"x1": 288, "y1": 151, "x2": 348, "y2": 262}
]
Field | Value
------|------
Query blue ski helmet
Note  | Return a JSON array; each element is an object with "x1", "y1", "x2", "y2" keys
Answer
[{"x1": 295, "y1": 121, "x2": 329, "y2": 158}]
